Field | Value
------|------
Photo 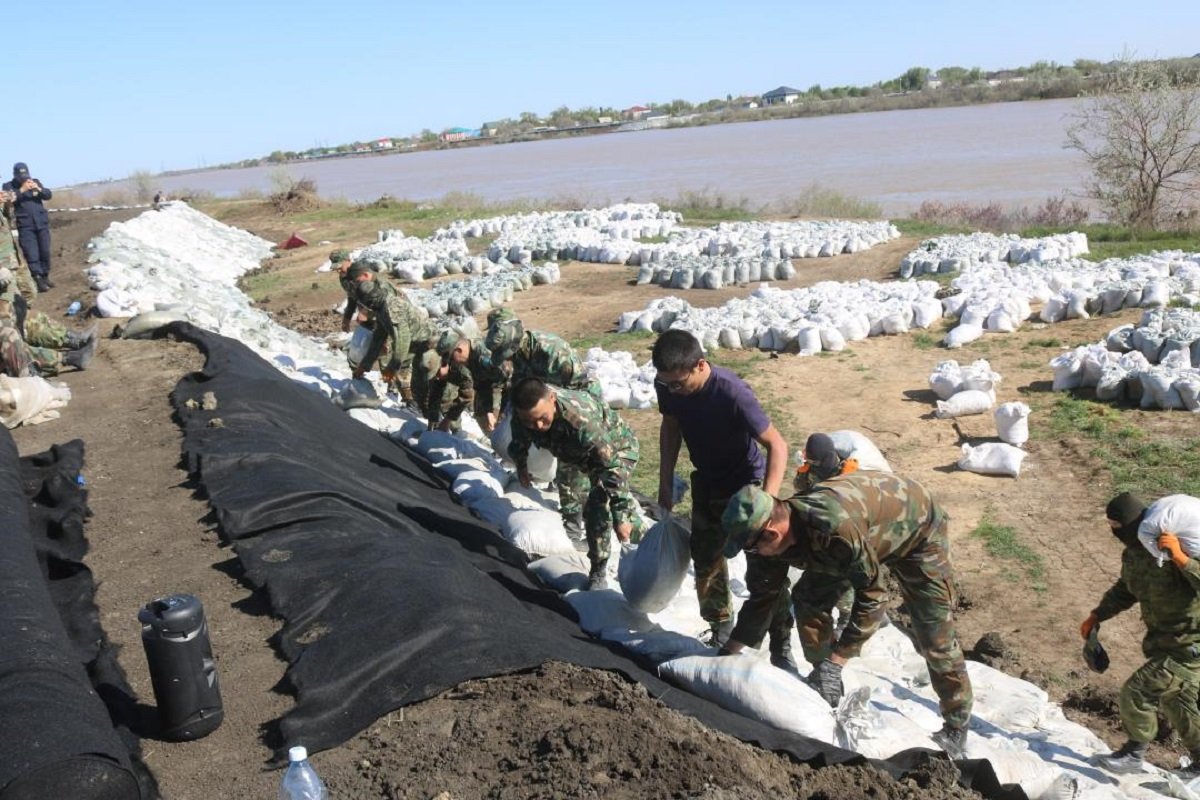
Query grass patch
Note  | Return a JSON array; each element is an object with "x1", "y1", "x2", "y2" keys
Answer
[
  {"x1": 970, "y1": 511, "x2": 1047, "y2": 593},
  {"x1": 892, "y1": 219, "x2": 976, "y2": 238},
  {"x1": 1024, "y1": 337, "x2": 1063, "y2": 349},
  {"x1": 570, "y1": 329, "x2": 654, "y2": 355},
  {"x1": 1039, "y1": 396, "x2": 1200, "y2": 498},
  {"x1": 912, "y1": 331, "x2": 938, "y2": 350},
  {"x1": 239, "y1": 269, "x2": 287, "y2": 300},
  {"x1": 1017, "y1": 360, "x2": 1043, "y2": 370}
]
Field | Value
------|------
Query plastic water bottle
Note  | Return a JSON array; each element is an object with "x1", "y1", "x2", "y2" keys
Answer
[
  {"x1": 279, "y1": 746, "x2": 327, "y2": 800},
  {"x1": 65, "y1": 300, "x2": 82, "y2": 316}
]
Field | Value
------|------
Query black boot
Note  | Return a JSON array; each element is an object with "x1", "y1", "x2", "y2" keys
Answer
[
  {"x1": 931, "y1": 724, "x2": 968, "y2": 759},
  {"x1": 63, "y1": 336, "x2": 98, "y2": 370},
  {"x1": 587, "y1": 558, "x2": 608, "y2": 591},
  {"x1": 65, "y1": 324, "x2": 98, "y2": 350},
  {"x1": 42, "y1": 275, "x2": 55, "y2": 289},
  {"x1": 704, "y1": 618, "x2": 734, "y2": 648},
  {"x1": 769, "y1": 635, "x2": 800, "y2": 674},
  {"x1": 1092, "y1": 740, "x2": 1148, "y2": 775},
  {"x1": 35, "y1": 275, "x2": 51, "y2": 292}
]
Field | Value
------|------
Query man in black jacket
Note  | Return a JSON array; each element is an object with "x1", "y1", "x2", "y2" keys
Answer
[{"x1": 2, "y1": 163, "x2": 54, "y2": 292}]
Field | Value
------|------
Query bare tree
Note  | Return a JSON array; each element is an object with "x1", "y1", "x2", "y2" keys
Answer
[{"x1": 1066, "y1": 57, "x2": 1200, "y2": 228}]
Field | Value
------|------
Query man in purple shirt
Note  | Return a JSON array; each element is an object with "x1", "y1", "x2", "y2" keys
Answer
[{"x1": 653, "y1": 330, "x2": 790, "y2": 658}]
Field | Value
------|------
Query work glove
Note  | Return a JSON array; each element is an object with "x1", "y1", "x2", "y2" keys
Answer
[
  {"x1": 1080, "y1": 612, "x2": 1099, "y2": 641},
  {"x1": 808, "y1": 659, "x2": 844, "y2": 708},
  {"x1": 1159, "y1": 532, "x2": 1189, "y2": 568},
  {"x1": 381, "y1": 368, "x2": 396, "y2": 384}
]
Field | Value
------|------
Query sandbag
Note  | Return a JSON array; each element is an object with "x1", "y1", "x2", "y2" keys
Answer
[
  {"x1": 119, "y1": 309, "x2": 189, "y2": 339},
  {"x1": 450, "y1": 469, "x2": 506, "y2": 506},
  {"x1": 658, "y1": 654, "x2": 836, "y2": 742},
  {"x1": 490, "y1": 416, "x2": 557, "y2": 482},
  {"x1": 502, "y1": 509, "x2": 577, "y2": 557},
  {"x1": 617, "y1": 516, "x2": 690, "y2": 613},
  {"x1": 935, "y1": 390, "x2": 994, "y2": 419},
  {"x1": 994, "y1": 402, "x2": 1031, "y2": 446},
  {"x1": 528, "y1": 552, "x2": 590, "y2": 593},
  {"x1": 826, "y1": 430, "x2": 892, "y2": 473},
  {"x1": 347, "y1": 325, "x2": 372, "y2": 368},
  {"x1": 1138, "y1": 495, "x2": 1200, "y2": 563},
  {"x1": 957, "y1": 443, "x2": 1026, "y2": 477},
  {"x1": 944, "y1": 323, "x2": 983, "y2": 349},
  {"x1": 333, "y1": 378, "x2": 382, "y2": 410}
]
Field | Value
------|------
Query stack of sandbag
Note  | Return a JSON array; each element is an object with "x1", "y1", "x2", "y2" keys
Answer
[
  {"x1": 899, "y1": 231, "x2": 1090, "y2": 279},
  {"x1": 584, "y1": 347, "x2": 657, "y2": 410},
  {"x1": 929, "y1": 359, "x2": 1000, "y2": 419}
]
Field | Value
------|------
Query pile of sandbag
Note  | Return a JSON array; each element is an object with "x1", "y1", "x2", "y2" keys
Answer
[
  {"x1": 616, "y1": 279, "x2": 943, "y2": 354},
  {"x1": 584, "y1": 347, "x2": 657, "y2": 410},
  {"x1": 344, "y1": 229, "x2": 473, "y2": 282},
  {"x1": 899, "y1": 231, "x2": 1089, "y2": 278},
  {"x1": 405, "y1": 263, "x2": 561, "y2": 318},
  {"x1": 926, "y1": 360, "x2": 1029, "y2": 477},
  {"x1": 1051, "y1": 308, "x2": 1200, "y2": 410}
]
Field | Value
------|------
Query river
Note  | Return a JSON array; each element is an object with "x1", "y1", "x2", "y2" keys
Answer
[{"x1": 97, "y1": 98, "x2": 1091, "y2": 216}]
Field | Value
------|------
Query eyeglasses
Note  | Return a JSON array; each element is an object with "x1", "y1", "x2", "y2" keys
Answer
[{"x1": 654, "y1": 364, "x2": 699, "y2": 392}]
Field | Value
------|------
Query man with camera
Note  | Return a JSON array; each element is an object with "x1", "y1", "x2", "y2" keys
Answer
[{"x1": 2, "y1": 163, "x2": 54, "y2": 292}]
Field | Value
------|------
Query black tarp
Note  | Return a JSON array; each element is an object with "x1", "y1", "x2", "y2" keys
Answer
[
  {"x1": 0, "y1": 431, "x2": 153, "y2": 800},
  {"x1": 167, "y1": 323, "x2": 1024, "y2": 800}
]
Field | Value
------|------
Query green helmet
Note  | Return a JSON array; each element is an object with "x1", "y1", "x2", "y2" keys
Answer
[
  {"x1": 329, "y1": 248, "x2": 351, "y2": 264},
  {"x1": 435, "y1": 329, "x2": 463, "y2": 358},
  {"x1": 485, "y1": 316, "x2": 523, "y2": 360}
]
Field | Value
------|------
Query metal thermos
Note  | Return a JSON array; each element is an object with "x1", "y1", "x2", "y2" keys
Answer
[{"x1": 138, "y1": 593, "x2": 224, "y2": 740}]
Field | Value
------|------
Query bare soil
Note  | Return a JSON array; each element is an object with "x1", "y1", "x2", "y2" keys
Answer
[{"x1": 9, "y1": 206, "x2": 1189, "y2": 798}]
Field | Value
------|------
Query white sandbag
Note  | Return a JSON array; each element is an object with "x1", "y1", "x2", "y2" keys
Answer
[
  {"x1": 935, "y1": 390, "x2": 994, "y2": 419},
  {"x1": 333, "y1": 378, "x2": 382, "y2": 410},
  {"x1": 818, "y1": 325, "x2": 846, "y2": 352},
  {"x1": 0, "y1": 375, "x2": 72, "y2": 428},
  {"x1": 827, "y1": 430, "x2": 892, "y2": 472},
  {"x1": 490, "y1": 415, "x2": 558, "y2": 481},
  {"x1": 912, "y1": 298, "x2": 943, "y2": 329},
  {"x1": 347, "y1": 325, "x2": 372, "y2": 367},
  {"x1": 944, "y1": 323, "x2": 983, "y2": 349},
  {"x1": 1038, "y1": 296, "x2": 1067, "y2": 324},
  {"x1": 528, "y1": 552, "x2": 590, "y2": 593},
  {"x1": 450, "y1": 469, "x2": 506, "y2": 505},
  {"x1": 879, "y1": 311, "x2": 910, "y2": 335},
  {"x1": 928, "y1": 361, "x2": 963, "y2": 401},
  {"x1": 617, "y1": 516, "x2": 690, "y2": 613},
  {"x1": 659, "y1": 654, "x2": 836, "y2": 742},
  {"x1": 1177, "y1": 378, "x2": 1200, "y2": 412},
  {"x1": 1138, "y1": 495, "x2": 1200, "y2": 563},
  {"x1": 796, "y1": 326, "x2": 822, "y2": 356},
  {"x1": 1140, "y1": 370, "x2": 1185, "y2": 410},
  {"x1": 95, "y1": 287, "x2": 141, "y2": 318},
  {"x1": 986, "y1": 307, "x2": 1017, "y2": 333},
  {"x1": 957, "y1": 443, "x2": 1026, "y2": 477},
  {"x1": 959, "y1": 359, "x2": 1000, "y2": 393},
  {"x1": 503, "y1": 509, "x2": 576, "y2": 556},
  {"x1": 1141, "y1": 280, "x2": 1170, "y2": 307},
  {"x1": 1049, "y1": 351, "x2": 1083, "y2": 391},
  {"x1": 994, "y1": 402, "x2": 1031, "y2": 446},
  {"x1": 415, "y1": 429, "x2": 462, "y2": 461}
]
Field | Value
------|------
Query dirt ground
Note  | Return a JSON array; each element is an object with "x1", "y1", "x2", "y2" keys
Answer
[{"x1": 7, "y1": 206, "x2": 1187, "y2": 798}]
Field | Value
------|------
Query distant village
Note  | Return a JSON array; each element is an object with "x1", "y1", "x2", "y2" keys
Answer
[{"x1": 243, "y1": 55, "x2": 1199, "y2": 169}]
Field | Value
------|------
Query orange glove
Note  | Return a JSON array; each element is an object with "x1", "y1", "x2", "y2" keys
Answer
[
  {"x1": 381, "y1": 368, "x2": 396, "y2": 384},
  {"x1": 1159, "y1": 532, "x2": 1189, "y2": 568},
  {"x1": 1080, "y1": 613, "x2": 1099, "y2": 640}
]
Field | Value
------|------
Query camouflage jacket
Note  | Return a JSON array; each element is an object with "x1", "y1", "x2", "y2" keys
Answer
[
  {"x1": 339, "y1": 272, "x2": 359, "y2": 327},
  {"x1": 508, "y1": 386, "x2": 638, "y2": 512},
  {"x1": 1094, "y1": 543, "x2": 1200, "y2": 662},
  {"x1": 464, "y1": 342, "x2": 507, "y2": 417},
  {"x1": 511, "y1": 330, "x2": 594, "y2": 394},
  {"x1": 357, "y1": 280, "x2": 432, "y2": 372},
  {"x1": 770, "y1": 472, "x2": 946, "y2": 656},
  {"x1": 429, "y1": 361, "x2": 475, "y2": 423}
]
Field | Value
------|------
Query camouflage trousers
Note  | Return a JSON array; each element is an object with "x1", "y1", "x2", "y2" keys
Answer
[
  {"x1": 1120, "y1": 654, "x2": 1200, "y2": 750},
  {"x1": 25, "y1": 312, "x2": 69, "y2": 349},
  {"x1": 0, "y1": 324, "x2": 61, "y2": 377},
  {"x1": 691, "y1": 477, "x2": 736, "y2": 626},
  {"x1": 734, "y1": 555, "x2": 851, "y2": 654},
  {"x1": 795, "y1": 517, "x2": 973, "y2": 729},
  {"x1": 581, "y1": 452, "x2": 640, "y2": 570}
]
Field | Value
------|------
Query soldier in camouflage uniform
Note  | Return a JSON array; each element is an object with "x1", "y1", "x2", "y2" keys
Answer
[
  {"x1": 485, "y1": 308, "x2": 599, "y2": 538},
  {"x1": 722, "y1": 472, "x2": 972, "y2": 756},
  {"x1": 349, "y1": 265, "x2": 434, "y2": 405},
  {"x1": 425, "y1": 330, "x2": 507, "y2": 433},
  {"x1": 0, "y1": 196, "x2": 37, "y2": 303},
  {"x1": 0, "y1": 267, "x2": 96, "y2": 376},
  {"x1": 509, "y1": 377, "x2": 639, "y2": 590},
  {"x1": 1084, "y1": 493, "x2": 1200, "y2": 778},
  {"x1": 330, "y1": 249, "x2": 363, "y2": 334}
]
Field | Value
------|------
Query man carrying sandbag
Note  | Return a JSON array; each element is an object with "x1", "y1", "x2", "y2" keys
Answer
[
  {"x1": 350, "y1": 264, "x2": 434, "y2": 407},
  {"x1": 721, "y1": 473, "x2": 973, "y2": 757},
  {"x1": 1083, "y1": 492, "x2": 1200, "y2": 778},
  {"x1": 509, "y1": 377, "x2": 638, "y2": 590},
  {"x1": 425, "y1": 330, "x2": 506, "y2": 433},
  {"x1": 651, "y1": 329, "x2": 788, "y2": 652}
]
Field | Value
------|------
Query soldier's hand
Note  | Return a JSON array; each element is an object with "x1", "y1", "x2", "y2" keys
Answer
[
  {"x1": 482, "y1": 412, "x2": 496, "y2": 433},
  {"x1": 518, "y1": 469, "x2": 532, "y2": 488},
  {"x1": 656, "y1": 485, "x2": 674, "y2": 513},
  {"x1": 614, "y1": 522, "x2": 633, "y2": 543},
  {"x1": 1080, "y1": 612, "x2": 1099, "y2": 640},
  {"x1": 341, "y1": 319, "x2": 351, "y2": 333},
  {"x1": 1159, "y1": 532, "x2": 1189, "y2": 567},
  {"x1": 381, "y1": 368, "x2": 396, "y2": 383},
  {"x1": 351, "y1": 368, "x2": 364, "y2": 380}
]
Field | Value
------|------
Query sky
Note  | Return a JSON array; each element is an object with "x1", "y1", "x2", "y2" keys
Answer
[{"x1": 4, "y1": 0, "x2": 1198, "y2": 187}]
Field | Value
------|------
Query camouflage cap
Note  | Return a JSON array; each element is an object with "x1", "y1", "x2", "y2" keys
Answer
[
  {"x1": 487, "y1": 307, "x2": 517, "y2": 328},
  {"x1": 329, "y1": 248, "x2": 351, "y2": 264},
  {"x1": 435, "y1": 328, "x2": 462, "y2": 357},
  {"x1": 485, "y1": 316, "x2": 523, "y2": 358},
  {"x1": 721, "y1": 484, "x2": 775, "y2": 558}
]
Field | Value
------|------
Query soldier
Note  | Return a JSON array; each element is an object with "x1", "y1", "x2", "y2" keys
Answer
[
  {"x1": 509, "y1": 377, "x2": 639, "y2": 590},
  {"x1": 425, "y1": 330, "x2": 506, "y2": 433},
  {"x1": 651, "y1": 329, "x2": 789, "y2": 651},
  {"x1": 0, "y1": 267, "x2": 97, "y2": 376},
  {"x1": 1084, "y1": 493, "x2": 1200, "y2": 778},
  {"x1": 330, "y1": 249, "x2": 360, "y2": 333},
  {"x1": 721, "y1": 472, "x2": 973, "y2": 757},
  {"x1": 485, "y1": 308, "x2": 597, "y2": 540},
  {"x1": 0, "y1": 190, "x2": 37, "y2": 303},
  {"x1": 349, "y1": 264, "x2": 433, "y2": 406}
]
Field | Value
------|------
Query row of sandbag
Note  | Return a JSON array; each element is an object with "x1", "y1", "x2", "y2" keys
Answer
[
  {"x1": 585, "y1": 347, "x2": 658, "y2": 410},
  {"x1": 617, "y1": 280, "x2": 944, "y2": 353},
  {"x1": 927, "y1": 360, "x2": 1030, "y2": 478},
  {"x1": 406, "y1": 263, "x2": 560, "y2": 317},
  {"x1": 899, "y1": 231, "x2": 1090, "y2": 278},
  {"x1": 634, "y1": 253, "x2": 797, "y2": 290}
]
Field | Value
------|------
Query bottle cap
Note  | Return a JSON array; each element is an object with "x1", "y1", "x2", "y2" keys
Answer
[{"x1": 288, "y1": 746, "x2": 308, "y2": 762}]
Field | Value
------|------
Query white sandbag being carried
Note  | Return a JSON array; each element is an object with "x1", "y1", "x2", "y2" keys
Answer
[
  {"x1": 827, "y1": 430, "x2": 892, "y2": 473},
  {"x1": 490, "y1": 415, "x2": 557, "y2": 482},
  {"x1": 347, "y1": 325, "x2": 372, "y2": 367},
  {"x1": 659, "y1": 654, "x2": 836, "y2": 742},
  {"x1": 958, "y1": 443, "x2": 1027, "y2": 477},
  {"x1": 935, "y1": 390, "x2": 994, "y2": 419},
  {"x1": 994, "y1": 402, "x2": 1031, "y2": 446},
  {"x1": 617, "y1": 515, "x2": 690, "y2": 613},
  {"x1": 1138, "y1": 494, "x2": 1200, "y2": 564}
]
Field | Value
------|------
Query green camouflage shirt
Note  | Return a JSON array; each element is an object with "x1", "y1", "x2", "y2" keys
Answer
[
  {"x1": 1094, "y1": 543, "x2": 1200, "y2": 662},
  {"x1": 773, "y1": 472, "x2": 945, "y2": 656},
  {"x1": 357, "y1": 279, "x2": 432, "y2": 372},
  {"x1": 508, "y1": 385, "x2": 638, "y2": 516},
  {"x1": 511, "y1": 330, "x2": 594, "y2": 393}
]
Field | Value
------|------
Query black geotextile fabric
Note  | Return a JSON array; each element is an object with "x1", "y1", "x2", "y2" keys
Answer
[
  {"x1": 0, "y1": 430, "x2": 155, "y2": 800},
  {"x1": 167, "y1": 323, "x2": 1024, "y2": 800}
]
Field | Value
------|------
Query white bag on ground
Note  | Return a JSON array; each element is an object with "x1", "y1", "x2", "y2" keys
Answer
[
  {"x1": 502, "y1": 509, "x2": 576, "y2": 556},
  {"x1": 827, "y1": 430, "x2": 892, "y2": 473},
  {"x1": 528, "y1": 552, "x2": 590, "y2": 593},
  {"x1": 958, "y1": 443, "x2": 1026, "y2": 477},
  {"x1": 935, "y1": 390, "x2": 994, "y2": 419},
  {"x1": 994, "y1": 402, "x2": 1031, "y2": 446},
  {"x1": 659, "y1": 654, "x2": 836, "y2": 742},
  {"x1": 617, "y1": 516, "x2": 691, "y2": 613},
  {"x1": 1138, "y1": 495, "x2": 1200, "y2": 563},
  {"x1": 0, "y1": 375, "x2": 72, "y2": 428}
]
